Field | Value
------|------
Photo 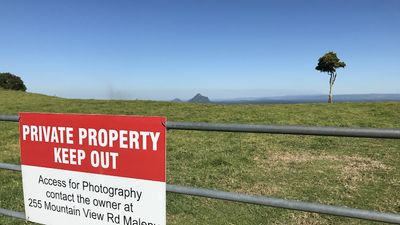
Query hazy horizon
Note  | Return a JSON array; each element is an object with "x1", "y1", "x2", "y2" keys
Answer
[{"x1": 28, "y1": 88, "x2": 400, "y2": 102}]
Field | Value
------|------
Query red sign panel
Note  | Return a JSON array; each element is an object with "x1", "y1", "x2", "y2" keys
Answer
[{"x1": 19, "y1": 113, "x2": 166, "y2": 182}]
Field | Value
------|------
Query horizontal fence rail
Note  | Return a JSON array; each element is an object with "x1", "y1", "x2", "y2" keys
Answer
[
  {"x1": 0, "y1": 162, "x2": 21, "y2": 171},
  {"x1": 1, "y1": 115, "x2": 400, "y2": 224},
  {"x1": 1, "y1": 163, "x2": 400, "y2": 224},
  {"x1": 0, "y1": 208, "x2": 25, "y2": 220},
  {"x1": 0, "y1": 115, "x2": 19, "y2": 122},
  {"x1": 167, "y1": 121, "x2": 400, "y2": 139},
  {"x1": 1, "y1": 115, "x2": 400, "y2": 139}
]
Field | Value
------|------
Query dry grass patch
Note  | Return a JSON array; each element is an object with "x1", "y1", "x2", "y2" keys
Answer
[
  {"x1": 340, "y1": 157, "x2": 390, "y2": 190},
  {"x1": 256, "y1": 152, "x2": 391, "y2": 191},
  {"x1": 286, "y1": 212, "x2": 324, "y2": 225},
  {"x1": 237, "y1": 182, "x2": 283, "y2": 196}
]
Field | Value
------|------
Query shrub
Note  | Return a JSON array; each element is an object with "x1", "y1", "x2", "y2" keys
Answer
[{"x1": 0, "y1": 72, "x2": 27, "y2": 91}]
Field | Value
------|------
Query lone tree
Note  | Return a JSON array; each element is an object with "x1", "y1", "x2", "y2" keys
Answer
[
  {"x1": 0, "y1": 72, "x2": 27, "y2": 91},
  {"x1": 315, "y1": 52, "x2": 346, "y2": 103}
]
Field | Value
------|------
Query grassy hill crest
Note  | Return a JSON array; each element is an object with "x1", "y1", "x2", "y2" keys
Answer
[{"x1": 1, "y1": 89, "x2": 399, "y2": 128}]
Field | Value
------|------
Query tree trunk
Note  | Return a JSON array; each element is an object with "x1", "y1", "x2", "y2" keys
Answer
[{"x1": 328, "y1": 73, "x2": 336, "y2": 103}]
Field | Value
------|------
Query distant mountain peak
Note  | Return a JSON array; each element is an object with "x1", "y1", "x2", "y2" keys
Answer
[
  {"x1": 188, "y1": 93, "x2": 210, "y2": 103},
  {"x1": 171, "y1": 98, "x2": 183, "y2": 102}
]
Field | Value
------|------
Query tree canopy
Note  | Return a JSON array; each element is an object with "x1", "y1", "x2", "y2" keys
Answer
[
  {"x1": 315, "y1": 52, "x2": 346, "y2": 74},
  {"x1": 0, "y1": 72, "x2": 27, "y2": 91}
]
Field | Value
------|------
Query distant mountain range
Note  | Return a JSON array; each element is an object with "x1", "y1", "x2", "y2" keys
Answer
[
  {"x1": 215, "y1": 94, "x2": 400, "y2": 104},
  {"x1": 173, "y1": 93, "x2": 400, "y2": 104}
]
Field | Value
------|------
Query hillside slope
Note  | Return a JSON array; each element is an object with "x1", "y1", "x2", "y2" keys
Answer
[
  {"x1": 1, "y1": 89, "x2": 399, "y2": 127},
  {"x1": 0, "y1": 89, "x2": 399, "y2": 225}
]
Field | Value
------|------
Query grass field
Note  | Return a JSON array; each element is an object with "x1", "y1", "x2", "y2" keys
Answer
[{"x1": 0, "y1": 89, "x2": 399, "y2": 225}]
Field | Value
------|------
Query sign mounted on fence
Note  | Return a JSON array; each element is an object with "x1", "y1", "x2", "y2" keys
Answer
[{"x1": 19, "y1": 112, "x2": 166, "y2": 225}]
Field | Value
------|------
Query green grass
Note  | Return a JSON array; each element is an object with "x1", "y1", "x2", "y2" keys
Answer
[{"x1": 1, "y1": 89, "x2": 399, "y2": 224}]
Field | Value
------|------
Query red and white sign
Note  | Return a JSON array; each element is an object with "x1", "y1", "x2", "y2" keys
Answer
[{"x1": 19, "y1": 112, "x2": 166, "y2": 225}]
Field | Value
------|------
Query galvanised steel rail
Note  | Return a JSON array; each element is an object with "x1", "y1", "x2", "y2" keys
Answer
[
  {"x1": 167, "y1": 121, "x2": 400, "y2": 139},
  {"x1": 1, "y1": 115, "x2": 400, "y2": 139},
  {"x1": 1, "y1": 114, "x2": 400, "y2": 224},
  {"x1": 0, "y1": 115, "x2": 18, "y2": 122},
  {"x1": 0, "y1": 162, "x2": 21, "y2": 171},
  {"x1": 1, "y1": 163, "x2": 400, "y2": 224},
  {"x1": 0, "y1": 207, "x2": 25, "y2": 220}
]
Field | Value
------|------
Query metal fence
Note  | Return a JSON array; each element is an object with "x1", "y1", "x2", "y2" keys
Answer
[{"x1": 1, "y1": 114, "x2": 400, "y2": 224}]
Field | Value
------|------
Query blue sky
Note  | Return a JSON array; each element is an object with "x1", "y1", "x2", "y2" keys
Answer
[{"x1": 1, "y1": 0, "x2": 399, "y2": 100}]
